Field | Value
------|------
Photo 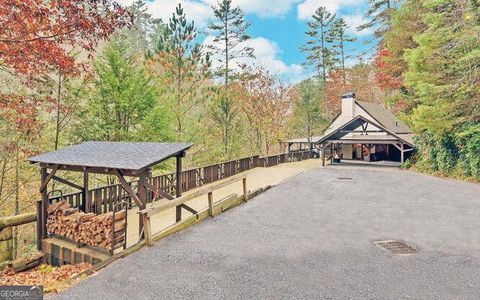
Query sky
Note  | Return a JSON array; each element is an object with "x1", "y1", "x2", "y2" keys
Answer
[{"x1": 117, "y1": 0, "x2": 376, "y2": 83}]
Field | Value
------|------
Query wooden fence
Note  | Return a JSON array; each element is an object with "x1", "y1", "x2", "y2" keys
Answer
[
  {"x1": 0, "y1": 211, "x2": 38, "y2": 265},
  {"x1": 46, "y1": 151, "x2": 313, "y2": 215}
]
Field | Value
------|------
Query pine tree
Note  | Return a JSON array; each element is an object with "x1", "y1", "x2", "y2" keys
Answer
[
  {"x1": 207, "y1": 0, "x2": 254, "y2": 155},
  {"x1": 153, "y1": 4, "x2": 210, "y2": 140},
  {"x1": 125, "y1": 0, "x2": 164, "y2": 54},
  {"x1": 75, "y1": 39, "x2": 158, "y2": 142},
  {"x1": 207, "y1": 0, "x2": 254, "y2": 88},
  {"x1": 404, "y1": 0, "x2": 479, "y2": 134},
  {"x1": 300, "y1": 7, "x2": 336, "y2": 82},
  {"x1": 327, "y1": 17, "x2": 357, "y2": 87},
  {"x1": 291, "y1": 79, "x2": 328, "y2": 146},
  {"x1": 357, "y1": 0, "x2": 400, "y2": 37},
  {"x1": 401, "y1": 0, "x2": 480, "y2": 178}
]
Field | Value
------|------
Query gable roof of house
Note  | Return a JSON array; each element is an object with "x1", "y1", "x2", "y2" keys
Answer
[
  {"x1": 315, "y1": 115, "x2": 414, "y2": 147},
  {"x1": 286, "y1": 98, "x2": 414, "y2": 145},
  {"x1": 355, "y1": 100, "x2": 411, "y2": 134}
]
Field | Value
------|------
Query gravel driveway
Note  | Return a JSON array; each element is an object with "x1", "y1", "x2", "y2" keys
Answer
[{"x1": 55, "y1": 166, "x2": 480, "y2": 300}]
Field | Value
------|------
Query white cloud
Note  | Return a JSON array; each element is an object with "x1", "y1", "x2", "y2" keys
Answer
[
  {"x1": 297, "y1": 0, "x2": 364, "y2": 20},
  {"x1": 344, "y1": 14, "x2": 373, "y2": 36},
  {"x1": 203, "y1": 0, "x2": 301, "y2": 18},
  {"x1": 146, "y1": 0, "x2": 212, "y2": 27},
  {"x1": 118, "y1": 0, "x2": 301, "y2": 25},
  {"x1": 204, "y1": 36, "x2": 305, "y2": 82}
]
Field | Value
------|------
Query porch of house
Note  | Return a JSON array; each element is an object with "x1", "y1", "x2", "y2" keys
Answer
[
  {"x1": 327, "y1": 159, "x2": 402, "y2": 168},
  {"x1": 286, "y1": 115, "x2": 415, "y2": 166}
]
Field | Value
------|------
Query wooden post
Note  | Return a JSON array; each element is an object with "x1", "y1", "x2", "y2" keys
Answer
[
  {"x1": 82, "y1": 171, "x2": 89, "y2": 213},
  {"x1": 35, "y1": 200, "x2": 42, "y2": 251},
  {"x1": 58, "y1": 246, "x2": 64, "y2": 266},
  {"x1": 242, "y1": 177, "x2": 248, "y2": 202},
  {"x1": 40, "y1": 167, "x2": 48, "y2": 239},
  {"x1": 208, "y1": 192, "x2": 214, "y2": 217},
  {"x1": 138, "y1": 173, "x2": 148, "y2": 238},
  {"x1": 330, "y1": 143, "x2": 334, "y2": 163},
  {"x1": 0, "y1": 227, "x2": 13, "y2": 263},
  {"x1": 142, "y1": 213, "x2": 152, "y2": 246},
  {"x1": 175, "y1": 154, "x2": 183, "y2": 222},
  {"x1": 400, "y1": 143, "x2": 405, "y2": 164},
  {"x1": 322, "y1": 144, "x2": 326, "y2": 166}
]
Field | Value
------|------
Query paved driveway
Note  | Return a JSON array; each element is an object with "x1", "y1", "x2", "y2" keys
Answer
[{"x1": 56, "y1": 166, "x2": 480, "y2": 300}]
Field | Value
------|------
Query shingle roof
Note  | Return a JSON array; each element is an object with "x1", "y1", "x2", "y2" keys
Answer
[
  {"x1": 286, "y1": 136, "x2": 324, "y2": 144},
  {"x1": 287, "y1": 116, "x2": 414, "y2": 147},
  {"x1": 28, "y1": 141, "x2": 193, "y2": 171},
  {"x1": 356, "y1": 100, "x2": 412, "y2": 134}
]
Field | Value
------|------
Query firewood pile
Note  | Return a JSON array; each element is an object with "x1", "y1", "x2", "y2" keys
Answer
[{"x1": 47, "y1": 201, "x2": 126, "y2": 251}]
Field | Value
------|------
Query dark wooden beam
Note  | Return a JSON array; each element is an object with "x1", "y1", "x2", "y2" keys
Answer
[
  {"x1": 40, "y1": 168, "x2": 48, "y2": 240},
  {"x1": 52, "y1": 175, "x2": 83, "y2": 190},
  {"x1": 138, "y1": 172, "x2": 148, "y2": 238},
  {"x1": 82, "y1": 171, "x2": 89, "y2": 212},
  {"x1": 144, "y1": 182, "x2": 174, "y2": 200},
  {"x1": 39, "y1": 163, "x2": 140, "y2": 177},
  {"x1": 176, "y1": 154, "x2": 183, "y2": 222},
  {"x1": 36, "y1": 200, "x2": 42, "y2": 251},
  {"x1": 322, "y1": 144, "x2": 326, "y2": 166},
  {"x1": 330, "y1": 143, "x2": 334, "y2": 163},
  {"x1": 39, "y1": 165, "x2": 60, "y2": 192},
  {"x1": 179, "y1": 204, "x2": 198, "y2": 218},
  {"x1": 114, "y1": 170, "x2": 143, "y2": 208}
]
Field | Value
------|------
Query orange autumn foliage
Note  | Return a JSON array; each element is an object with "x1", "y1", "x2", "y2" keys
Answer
[
  {"x1": 326, "y1": 69, "x2": 352, "y2": 115},
  {"x1": 374, "y1": 48, "x2": 403, "y2": 91},
  {"x1": 0, "y1": 0, "x2": 132, "y2": 77}
]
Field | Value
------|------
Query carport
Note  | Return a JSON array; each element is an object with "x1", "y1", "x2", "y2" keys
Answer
[{"x1": 316, "y1": 115, "x2": 414, "y2": 164}]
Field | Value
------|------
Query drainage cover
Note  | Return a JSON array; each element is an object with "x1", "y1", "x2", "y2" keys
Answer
[
  {"x1": 337, "y1": 177, "x2": 353, "y2": 180},
  {"x1": 374, "y1": 240, "x2": 418, "y2": 254}
]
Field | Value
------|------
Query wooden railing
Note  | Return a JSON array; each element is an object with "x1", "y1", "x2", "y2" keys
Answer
[
  {"x1": 139, "y1": 174, "x2": 248, "y2": 246},
  {"x1": 0, "y1": 211, "x2": 38, "y2": 265},
  {"x1": 46, "y1": 151, "x2": 312, "y2": 215}
]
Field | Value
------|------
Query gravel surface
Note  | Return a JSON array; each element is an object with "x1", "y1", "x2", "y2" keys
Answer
[{"x1": 55, "y1": 166, "x2": 480, "y2": 300}]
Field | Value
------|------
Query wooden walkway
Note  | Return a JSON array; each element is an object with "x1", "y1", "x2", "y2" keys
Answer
[{"x1": 125, "y1": 159, "x2": 321, "y2": 247}]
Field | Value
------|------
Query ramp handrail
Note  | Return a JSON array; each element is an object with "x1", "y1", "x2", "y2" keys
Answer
[{"x1": 139, "y1": 174, "x2": 248, "y2": 246}]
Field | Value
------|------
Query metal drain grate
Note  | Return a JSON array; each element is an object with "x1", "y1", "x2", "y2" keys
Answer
[
  {"x1": 337, "y1": 177, "x2": 353, "y2": 180},
  {"x1": 374, "y1": 240, "x2": 418, "y2": 254}
]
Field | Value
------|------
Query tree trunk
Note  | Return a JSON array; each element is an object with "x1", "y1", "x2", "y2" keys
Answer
[
  {"x1": 0, "y1": 155, "x2": 8, "y2": 206},
  {"x1": 13, "y1": 147, "x2": 19, "y2": 260},
  {"x1": 341, "y1": 34, "x2": 346, "y2": 88},
  {"x1": 54, "y1": 70, "x2": 63, "y2": 151}
]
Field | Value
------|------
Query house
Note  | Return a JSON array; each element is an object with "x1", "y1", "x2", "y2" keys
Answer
[{"x1": 286, "y1": 93, "x2": 414, "y2": 163}]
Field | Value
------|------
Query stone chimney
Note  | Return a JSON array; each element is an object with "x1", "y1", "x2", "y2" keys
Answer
[{"x1": 341, "y1": 92, "x2": 356, "y2": 118}]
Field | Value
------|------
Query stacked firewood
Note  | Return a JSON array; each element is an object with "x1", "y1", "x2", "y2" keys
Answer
[{"x1": 47, "y1": 201, "x2": 126, "y2": 250}]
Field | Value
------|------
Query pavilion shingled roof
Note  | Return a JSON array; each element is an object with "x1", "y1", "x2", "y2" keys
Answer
[{"x1": 28, "y1": 141, "x2": 193, "y2": 171}]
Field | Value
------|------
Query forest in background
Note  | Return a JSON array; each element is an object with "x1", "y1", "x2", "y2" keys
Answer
[{"x1": 0, "y1": 0, "x2": 478, "y2": 258}]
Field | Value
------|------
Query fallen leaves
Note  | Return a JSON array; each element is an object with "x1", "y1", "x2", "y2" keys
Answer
[{"x1": 0, "y1": 263, "x2": 92, "y2": 294}]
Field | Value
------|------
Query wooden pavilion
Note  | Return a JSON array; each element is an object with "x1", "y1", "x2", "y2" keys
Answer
[{"x1": 28, "y1": 141, "x2": 193, "y2": 252}]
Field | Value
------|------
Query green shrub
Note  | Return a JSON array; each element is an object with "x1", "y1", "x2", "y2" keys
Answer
[{"x1": 413, "y1": 125, "x2": 479, "y2": 181}]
